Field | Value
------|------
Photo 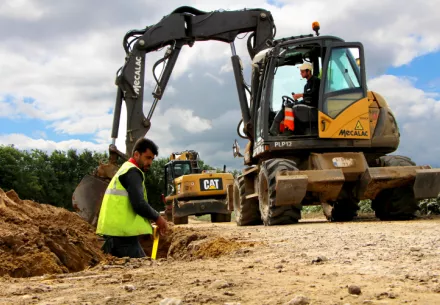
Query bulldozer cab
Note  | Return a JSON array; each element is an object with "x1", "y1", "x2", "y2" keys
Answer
[{"x1": 257, "y1": 36, "x2": 367, "y2": 143}]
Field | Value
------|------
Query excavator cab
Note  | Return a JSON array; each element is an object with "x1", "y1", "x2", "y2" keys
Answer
[
  {"x1": 164, "y1": 161, "x2": 193, "y2": 196},
  {"x1": 255, "y1": 37, "x2": 367, "y2": 145},
  {"x1": 267, "y1": 43, "x2": 322, "y2": 137}
]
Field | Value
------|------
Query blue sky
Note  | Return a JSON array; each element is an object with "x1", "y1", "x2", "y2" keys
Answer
[
  {"x1": 0, "y1": 95, "x2": 95, "y2": 143},
  {"x1": 387, "y1": 51, "x2": 440, "y2": 93},
  {"x1": 267, "y1": 0, "x2": 285, "y2": 8}
]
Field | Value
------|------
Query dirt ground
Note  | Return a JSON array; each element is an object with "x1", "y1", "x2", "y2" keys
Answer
[
  {"x1": 1, "y1": 213, "x2": 439, "y2": 305},
  {"x1": 0, "y1": 189, "x2": 105, "y2": 278}
]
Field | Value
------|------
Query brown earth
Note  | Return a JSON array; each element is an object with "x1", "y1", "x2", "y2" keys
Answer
[
  {"x1": 141, "y1": 226, "x2": 261, "y2": 261},
  {"x1": 0, "y1": 189, "x2": 252, "y2": 279},
  {"x1": 0, "y1": 188, "x2": 105, "y2": 277},
  {"x1": 0, "y1": 212, "x2": 439, "y2": 304}
]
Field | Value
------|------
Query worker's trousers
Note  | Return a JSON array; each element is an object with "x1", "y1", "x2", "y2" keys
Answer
[{"x1": 101, "y1": 236, "x2": 146, "y2": 258}]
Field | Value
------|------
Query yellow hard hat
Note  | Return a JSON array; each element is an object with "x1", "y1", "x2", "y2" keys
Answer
[{"x1": 299, "y1": 62, "x2": 313, "y2": 71}]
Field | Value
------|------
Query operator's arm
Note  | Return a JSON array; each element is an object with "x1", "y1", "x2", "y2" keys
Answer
[
  {"x1": 293, "y1": 93, "x2": 304, "y2": 99},
  {"x1": 119, "y1": 168, "x2": 160, "y2": 221},
  {"x1": 302, "y1": 77, "x2": 321, "y2": 105}
]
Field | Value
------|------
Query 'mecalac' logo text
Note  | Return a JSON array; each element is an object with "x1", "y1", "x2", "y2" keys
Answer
[
  {"x1": 133, "y1": 56, "x2": 142, "y2": 95},
  {"x1": 339, "y1": 129, "x2": 368, "y2": 137}
]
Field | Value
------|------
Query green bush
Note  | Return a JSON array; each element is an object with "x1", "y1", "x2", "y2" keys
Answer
[{"x1": 419, "y1": 198, "x2": 440, "y2": 215}]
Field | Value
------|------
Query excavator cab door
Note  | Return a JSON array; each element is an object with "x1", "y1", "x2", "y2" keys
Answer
[
  {"x1": 164, "y1": 163, "x2": 177, "y2": 197},
  {"x1": 318, "y1": 42, "x2": 370, "y2": 140}
]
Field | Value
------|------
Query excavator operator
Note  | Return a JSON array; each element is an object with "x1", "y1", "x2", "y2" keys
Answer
[
  {"x1": 269, "y1": 62, "x2": 320, "y2": 136},
  {"x1": 96, "y1": 138, "x2": 169, "y2": 258},
  {"x1": 292, "y1": 62, "x2": 320, "y2": 108}
]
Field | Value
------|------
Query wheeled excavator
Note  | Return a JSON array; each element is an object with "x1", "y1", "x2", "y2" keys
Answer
[
  {"x1": 163, "y1": 150, "x2": 233, "y2": 224},
  {"x1": 73, "y1": 6, "x2": 440, "y2": 227}
]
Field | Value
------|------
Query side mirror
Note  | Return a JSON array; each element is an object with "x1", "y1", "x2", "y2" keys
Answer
[{"x1": 232, "y1": 139, "x2": 243, "y2": 158}]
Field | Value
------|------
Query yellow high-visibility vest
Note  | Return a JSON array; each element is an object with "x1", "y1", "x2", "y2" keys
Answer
[{"x1": 96, "y1": 161, "x2": 152, "y2": 236}]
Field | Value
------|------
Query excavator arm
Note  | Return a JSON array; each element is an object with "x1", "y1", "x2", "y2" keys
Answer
[
  {"x1": 111, "y1": 6, "x2": 276, "y2": 157},
  {"x1": 73, "y1": 6, "x2": 276, "y2": 225}
]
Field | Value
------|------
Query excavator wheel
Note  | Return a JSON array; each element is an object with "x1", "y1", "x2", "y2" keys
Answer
[
  {"x1": 211, "y1": 213, "x2": 232, "y2": 223},
  {"x1": 328, "y1": 199, "x2": 360, "y2": 222},
  {"x1": 371, "y1": 156, "x2": 419, "y2": 220},
  {"x1": 258, "y1": 159, "x2": 301, "y2": 225},
  {"x1": 233, "y1": 176, "x2": 262, "y2": 226}
]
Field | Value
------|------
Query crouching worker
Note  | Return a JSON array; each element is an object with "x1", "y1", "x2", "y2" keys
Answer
[{"x1": 96, "y1": 137, "x2": 169, "y2": 258}]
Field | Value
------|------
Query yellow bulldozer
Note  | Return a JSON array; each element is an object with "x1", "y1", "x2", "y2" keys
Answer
[
  {"x1": 72, "y1": 6, "x2": 440, "y2": 227},
  {"x1": 162, "y1": 150, "x2": 233, "y2": 224}
]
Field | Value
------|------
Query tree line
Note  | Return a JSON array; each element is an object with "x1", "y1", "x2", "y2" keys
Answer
[
  {"x1": 1, "y1": 145, "x2": 438, "y2": 215},
  {"x1": 0, "y1": 145, "x2": 240, "y2": 212}
]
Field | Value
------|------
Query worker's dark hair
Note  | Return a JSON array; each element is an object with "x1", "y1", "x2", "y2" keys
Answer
[{"x1": 132, "y1": 138, "x2": 159, "y2": 156}]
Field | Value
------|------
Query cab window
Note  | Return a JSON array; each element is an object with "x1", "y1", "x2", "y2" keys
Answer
[
  {"x1": 165, "y1": 166, "x2": 174, "y2": 196},
  {"x1": 323, "y1": 47, "x2": 363, "y2": 118},
  {"x1": 173, "y1": 163, "x2": 191, "y2": 178},
  {"x1": 271, "y1": 46, "x2": 322, "y2": 113}
]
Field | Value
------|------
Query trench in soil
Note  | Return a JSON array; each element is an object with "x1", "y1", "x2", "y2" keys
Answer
[{"x1": 139, "y1": 226, "x2": 258, "y2": 261}]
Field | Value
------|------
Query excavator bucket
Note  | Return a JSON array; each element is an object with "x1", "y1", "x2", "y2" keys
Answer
[
  {"x1": 275, "y1": 165, "x2": 440, "y2": 207},
  {"x1": 72, "y1": 174, "x2": 109, "y2": 226},
  {"x1": 72, "y1": 150, "x2": 121, "y2": 225}
]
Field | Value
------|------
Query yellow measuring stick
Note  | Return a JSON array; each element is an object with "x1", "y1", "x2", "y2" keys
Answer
[{"x1": 151, "y1": 226, "x2": 160, "y2": 260}]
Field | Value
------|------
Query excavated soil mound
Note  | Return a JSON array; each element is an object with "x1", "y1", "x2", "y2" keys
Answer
[
  {"x1": 0, "y1": 189, "x2": 105, "y2": 278},
  {"x1": 141, "y1": 226, "x2": 258, "y2": 260}
]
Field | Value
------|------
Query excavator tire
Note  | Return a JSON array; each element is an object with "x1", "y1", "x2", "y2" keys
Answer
[
  {"x1": 328, "y1": 199, "x2": 360, "y2": 222},
  {"x1": 211, "y1": 213, "x2": 232, "y2": 223},
  {"x1": 233, "y1": 176, "x2": 262, "y2": 226},
  {"x1": 371, "y1": 156, "x2": 419, "y2": 220},
  {"x1": 258, "y1": 159, "x2": 301, "y2": 225}
]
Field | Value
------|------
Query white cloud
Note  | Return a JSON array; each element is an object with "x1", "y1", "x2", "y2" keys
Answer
[
  {"x1": 49, "y1": 114, "x2": 113, "y2": 135},
  {"x1": 0, "y1": 133, "x2": 107, "y2": 153},
  {"x1": 368, "y1": 75, "x2": 440, "y2": 165},
  {"x1": 368, "y1": 75, "x2": 440, "y2": 120},
  {"x1": 220, "y1": 63, "x2": 233, "y2": 74},
  {"x1": 31, "y1": 130, "x2": 47, "y2": 139},
  {"x1": 165, "y1": 108, "x2": 212, "y2": 132},
  {"x1": 204, "y1": 73, "x2": 225, "y2": 86},
  {"x1": 166, "y1": 86, "x2": 177, "y2": 96},
  {"x1": 0, "y1": 0, "x2": 48, "y2": 21},
  {"x1": 0, "y1": 100, "x2": 16, "y2": 118}
]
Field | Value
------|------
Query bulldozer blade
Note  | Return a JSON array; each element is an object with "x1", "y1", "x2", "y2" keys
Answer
[
  {"x1": 72, "y1": 174, "x2": 109, "y2": 226},
  {"x1": 358, "y1": 166, "x2": 439, "y2": 200},
  {"x1": 275, "y1": 169, "x2": 345, "y2": 207}
]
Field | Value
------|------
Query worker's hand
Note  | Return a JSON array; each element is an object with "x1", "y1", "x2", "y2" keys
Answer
[
  {"x1": 293, "y1": 93, "x2": 302, "y2": 100},
  {"x1": 155, "y1": 215, "x2": 169, "y2": 236}
]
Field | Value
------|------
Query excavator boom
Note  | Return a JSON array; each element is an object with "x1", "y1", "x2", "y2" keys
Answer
[
  {"x1": 113, "y1": 6, "x2": 275, "y2": 156},
  {"x1": 74, "y1": 6, "x2": 275, "y2": 224}
]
